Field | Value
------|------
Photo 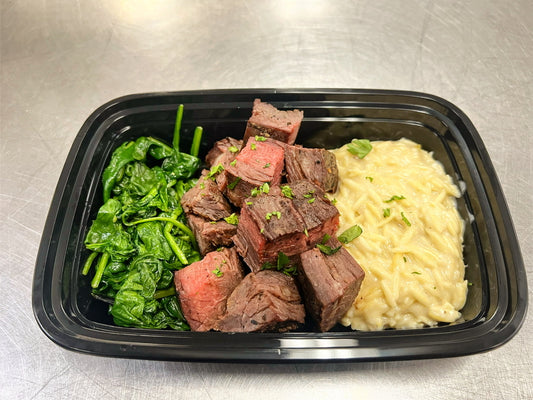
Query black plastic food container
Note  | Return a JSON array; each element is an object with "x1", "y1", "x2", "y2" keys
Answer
[{"x1": 32, "y1": 89, "x2": 527, "y2": 362}]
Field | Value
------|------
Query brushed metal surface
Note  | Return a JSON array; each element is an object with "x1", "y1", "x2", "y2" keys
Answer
[{"x1": 1, "y1": 1, "x2": 531, "y2": 399}]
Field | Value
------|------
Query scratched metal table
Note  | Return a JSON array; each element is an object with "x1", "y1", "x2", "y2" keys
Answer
[{"x1": 1, "y1": 1, "x2": 532, "y2": 399}]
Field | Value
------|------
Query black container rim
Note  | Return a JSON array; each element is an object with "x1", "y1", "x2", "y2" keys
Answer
[{"x1": 32, "y1": 88, "x2": 528, "y2": 363}]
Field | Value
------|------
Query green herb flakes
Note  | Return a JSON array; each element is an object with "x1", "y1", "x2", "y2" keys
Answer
[
  {"x1": 338, "y1": 225, "x2": 363, "y2": 244},
  {"x1": 347, "y1": 139, "x2": 372, "y2": 159},
  {"x1": 265, "y1": 211, "x2": 281, "y2": 221},
  {"x1": 254, "y1": 135, "x2": 267, "y2": 142},
  {"x1": 401, "y1": 212, "x2": 411, "y2": 226},
  {"x1": 261, "y1": 182, "x2": 270, "y2": 194},
  {"x1": 384, "y1": 195, "x2": 405, "y2": 203},
  {"x1": 263, "y1": 163, "x2": 271, "y2": 168},
  {"x1": 228, "y1": 146, "x2": 239, "y2": 153},
  {"x1": 224, "y1": 213, "x2": 239, "y2": 225},
  {"x1": 365, "y1": 176, "x2": 374, "y2": 182},
  {"x1": 316, "y1": 243, "x2": 342, "y2": 256},
  {"x1": 281, "y1": 185, "x2": 294, "y2": 199},
  {"x1": 207, "y1": 164, "x2": 224, "y2": 180},
  {"x1": 261, "y1": 252, "x2": 297, "y2": 276},
  {"x1": 213, "y1": 267, "x2": 223, "y2": 277},
  {"x1": 227, "y1": 177, "x2": 241, "y2": 190},
  {"x1": 383, "y1": 208, "x2": 391, "y2": 218},
  {"x1": 250, "y1": 143, "x2": 257, "y2": 150}
]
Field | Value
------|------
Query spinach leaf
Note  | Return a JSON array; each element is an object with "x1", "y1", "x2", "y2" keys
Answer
[
  {"x1": 109, "y1": 255, "x2": 189, "y2": 329},
  {"x1": 84, "y1": 198, "x2": 135, "y2": 261},
  {"x1": 161, "y1": 151, "x2": 201, "y2": 180},
  {"x1": 102, "y1": 137, "x2": 174, "y2": 202},
  {"x1": 136, "y1": 221, "x2": 174, "y2": 261},
  {"x1": 85, "y1": 104, "x2": 203, "y2": 331}
]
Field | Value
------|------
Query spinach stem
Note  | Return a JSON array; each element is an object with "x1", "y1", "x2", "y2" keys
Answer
[
  {"x1": 82, "y1": 251, "x2": 98, "y2": 276},
  {"x1": 91, "y1": 252, "x2": 110, "y2": 288},
  {"x1": 173, "y1": 104, "x2": 184, "y2": 152},
  {"x1": 154, "y1": 286, "x2": 176, "y2": 299},
  {"x1": 190, "y1": 126, "x2": 203, "y2": 158},
  {"x1": 164, "y1": 221, "x2": 189, "y2": 264},
  {"x1": 147, "y1": 137, "x2": 173, "y2": 154},
  {"x1": 123, "y1": 217, "x2": 197, "y2": 248}
]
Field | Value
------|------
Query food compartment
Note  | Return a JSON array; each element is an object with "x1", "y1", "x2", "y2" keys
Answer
[
  {"x1": 71, "y1": 100, "x2": 487, "y2": 330},
  {"x1": 33, "y1": 90, "x2": 526, "y2": 362}
]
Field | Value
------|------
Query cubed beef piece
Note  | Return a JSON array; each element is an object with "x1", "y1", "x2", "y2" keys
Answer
[
  {"x1": 217, "y1": 137, "x2": 285, "y2": 207},
  {"x1": 174, "y1": 247, "x2": 244, "y2": 331},
  {"x1": 298, "y1": 236, "x2": 365, "y2": 332},
  {"x1": 186, "y1": 214, "x2": 238, "y2": 256},
  {"x1": 243, "y1": 99, "x2": 303, "y2": 145},
  {"x1": 288, "y1": 180, "x2": 340, "y2": 246},
  {"x1": 205, "y1": 137, "x2": 242, "y2": 168},
  {"x1": 180, "y1": 169, "x2": 232, "y2": 221},
  {"x1": 285, "y1": 145, "x2": 339, "y2": 192},
  {"x1": 233, "y1": 192, "x2": 307, "y2": 272},
  {"x1": 215, "y1": 270, "x2": 305, "y2": 332}
]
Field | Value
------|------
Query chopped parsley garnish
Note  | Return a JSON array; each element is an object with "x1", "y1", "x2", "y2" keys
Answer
[
  {"x1": 265, "y1": 211, "x2": 281, "y2": 221},
  {"x1": 316, "y1": 233, "x2": 341, "y2": 255},
  {"x1": 403, "y1": 256, "x2": 407, "y2": 262},
  {"x1": 331, "y1": 198, "x2": 337, "y2": 205},
  {"x1": 411, "y1": 271, "x2": 421, "y2": 275},
  {"x1": 216, "y1": 247, "x2": 225, "y2": 252},
  {"x1": 207, "y1": 164, "x2": 224, "y2": 180},
  {"x1": 228, "y1": 146, "x2": 239, "y2": 153},
  {"x1": 260, "y1": 182, "x2": 270, "y2": 193},
  {"x1": 338, "y1": 225, "x2": 363, "y2": 243},
  {"x1": 261, "y1": 252, "x2": 297, "y2": 276},
  {"x1": 251, "y1": 182, "x2": 270, "y2": 197},
  {"x1": 384, "y1": 195, "x2": 405, "y2": 203},
  {"x1": 365, "y1": 176, "x2": 374, "y2": 182},
  {"x1": 254, "y1": 135, "x2": 267, "y2": 142},
  {"x1": 224, "y1": 213, "x2": 239, "y2": 225},
  {"x1": 227, "y1": 177, "x2": 242, "y2": 190},
  {"x1": 308, "y1": 198, "x2": 316, "y2": 204},
  {"x1": 316, "y1": 243, "x2": 342, "y2": 255},
  {"x1": 229, "y1": 159, "x2": 237, "y2": 167},
  {"x1": 401, "y1": 212, "x2": 411, "y2": 226},
  {"x1": 246, "y1": 201, "x2": 253, "y2": 206},
  {"x1": 250, "y1": 143, "x2": 257, "y2": 150},
  {"x1": 212, "y1": 267, "x2": 223, "y2": 277},
  {"x1": 347, "y1": 139, "x2": 372, "y2": 159},
  {"x1": 281, "y1": 185, "x2": 294, "y2": 199},
  {"x1": 263, "y1": 163, "x2": 271, "y2": 168},
  {"x1": 303, "y1": 228, "x2": 308, "y2": 237},
  {"x1": 383, "y1": 208, "x2": 391, "y2": 217}
]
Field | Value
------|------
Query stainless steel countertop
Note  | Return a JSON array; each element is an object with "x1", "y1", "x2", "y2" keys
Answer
[{"x1": 1, "y1": 1, "x2": 531, "y2": 399}]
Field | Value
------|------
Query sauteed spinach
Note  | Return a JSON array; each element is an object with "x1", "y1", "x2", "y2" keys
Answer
[{"x1": 82, "y1": 105, "x2": 202, "y2": 330}]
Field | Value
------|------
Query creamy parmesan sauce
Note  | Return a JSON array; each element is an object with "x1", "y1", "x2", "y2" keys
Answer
[{"x1": 331, "y1": 139, "x2": 468, "y2": 331}]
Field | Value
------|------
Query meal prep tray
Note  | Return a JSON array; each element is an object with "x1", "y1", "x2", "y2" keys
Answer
[{"x1": 32, "y1": 89, "x2": 527, "y2": 362}]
